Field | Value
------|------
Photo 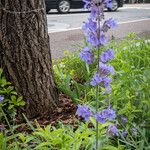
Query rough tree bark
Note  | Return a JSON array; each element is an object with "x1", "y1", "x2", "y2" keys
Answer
[{"x1": 0, "y1": 0, "x2": 58, "y2": 118}]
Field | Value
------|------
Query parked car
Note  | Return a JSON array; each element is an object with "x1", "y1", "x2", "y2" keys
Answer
[{"x1": 45, "y1": 0, "x2": 123, "y2": 14}]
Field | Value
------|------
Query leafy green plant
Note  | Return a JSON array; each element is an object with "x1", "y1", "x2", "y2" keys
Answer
[
  {"x1": 0, "y1": 121, "x2": 105, "y2": 149},
  {"x1": 0, "y1": 68, "x2": 25, "y2": 121},
  {"x1": 54, "y1": 36, "x2": 150, "y2": 125},
  {"x1": 53, "y1": 36, "x2": 150, "y2": 149},
  {"x1": 117, "y1": 125, "x2": 150, "y2": 150},
  {"x1": 106, "y1": 37, "x2": 150, "y2": 149},
  {"x1": 53, "y1": 53, "x2": 92, "y2": 103},
  {"x1": 110, "y1": 38, "x2": 150, "y2": 124}
]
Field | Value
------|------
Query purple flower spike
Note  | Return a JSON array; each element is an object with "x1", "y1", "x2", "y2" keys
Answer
[
  {"x1": 80, "y1": 47, "x2": 94, "y2": 64},
  {"x1": 90, "y1": 73, "x2": 102, "y2": 86},
  {"x1": 107, "y1": 125, "x2": 118, "y2": 136},
  {"x1": 101, "y1": 49, "x2": 114, "y2": 63},
  {"x1": 0, "y1": 95, "x2": 4, "y2": 103},
  {"x1": 79, "y1": 0, "x2": 117, "y2": 130},
  {"x1": 76, "y1": 104, "x2": 91, "y2": 121}
]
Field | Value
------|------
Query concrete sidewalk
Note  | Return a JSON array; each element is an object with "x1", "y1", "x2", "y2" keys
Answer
[{"x1": 124, "y1": 4, "x2": 150, "y2": 7}]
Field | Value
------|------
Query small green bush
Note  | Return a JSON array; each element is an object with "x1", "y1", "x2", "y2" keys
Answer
[{"x1": 0, "y1": 69, "x2": 25, "y2": 121}]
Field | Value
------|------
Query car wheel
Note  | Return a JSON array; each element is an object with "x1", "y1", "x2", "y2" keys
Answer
[
  {"x1": 107, "y1": 0, "x2": 118, "y2": 11},
  {"x1": 57, "y1": 0, "x2": 70, "y2": 13},
  {"x1": 46, "y1": 9, "x2": 51, "y2": 14}
]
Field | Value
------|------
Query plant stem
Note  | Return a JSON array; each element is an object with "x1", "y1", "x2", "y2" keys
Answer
[
  {"x1": 1, "y1": 108, "x2": 18, "y2": 148},
  {"x1": 1, "y1": 108, "x2": 12, "y2": 130},
  {"x1": 96, "y1": 45, "x2": 101, "y2": 150},
  {"x1": 96, "y1": 5, "x2": 101, "y2": 150},
  {"x1": 96, "y1": 84, "x2": 99, "y2": 150}
]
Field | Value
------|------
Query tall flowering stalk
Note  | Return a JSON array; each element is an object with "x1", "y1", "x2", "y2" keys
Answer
[{"x1": 77, "y1": 0, "x2": 118, "y2": 149}]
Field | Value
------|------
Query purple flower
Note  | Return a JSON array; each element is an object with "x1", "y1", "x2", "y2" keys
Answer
[
  {"x1": 87, "y1": 33, "x2": 99, "y2": 47},
  {"x1": 76, "y1": 104, "x2": 91, "y2": 121},
  {"x1": 107, "y1": 18, "x2": 117, "y2": 28},
  {"x1": 122, "y1": 130, "x2": 127, "y2": 137},
  {"x1": 80, "y1": 47, "x2": 94, "y2": 64},
  {"x1": 83, "y1": 18, "x2": 97, "y2": 32},
  {"x1": 105, "y1": 0, "x2": 113, "y2": 9},
  {"x1": 103, "y1": 18, "x2": 117, "y2": 32},
  {"x1": 83, "y1": 0, "x2": 91, "y2": 9},
  {"x1": 102, "y1": 76, "x2": 112, "y2": 87},
  {"x1": 0, "y1": 95, "x2": 4, "y2": 103},
  {"x1": 99, "y1": 62, "x2": 114, "y2": 75},
  {"x1": 90, "y1": 73, "x2": 102, "y2": 86},
  {"x1": 94, "y1": 111, "x2": 107, "y2": 124},
  {"x1": 121, "y1": 116, "x2": 128, "y2": 124},
  {"x1": 90, "y1": 64, "x2": 114, "y2": 87},
  {"x1": 94, "y1": 108, "x2": 116, "y2": 123},
  {"x1": 84, "y1": 29, "x2": 91, "y2": 37},
  {"x1": 103, "y1": 86, "x2": 112, "y2": 94},
  {"x1": 107, "y1": 125, "x2": 118, "y2": 136},
  {"x1": 106, "y1": 108, "x2": 116, "y2": 120},
  {"x1": 101, "y1": 49, "x2": 114, "y2": 63},
  {"x1": 99, "y1": 34, "x2": 107, "y2": 46},
  {"x1": 90, "y1": 5, "x2": 99, "y2": 19}
]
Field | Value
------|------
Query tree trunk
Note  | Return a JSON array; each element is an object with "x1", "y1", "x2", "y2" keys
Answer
[{"x1": 0, "y1": 0, "x2": 58, "y2": 118}]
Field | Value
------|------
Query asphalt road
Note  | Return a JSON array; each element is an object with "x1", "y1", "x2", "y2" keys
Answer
[
  {"x1": 48, "y1": 4, "x2": 150, "y2": 59},
  {"x1": 47, "y1": 4, "x2": 150, "y2": 32}
]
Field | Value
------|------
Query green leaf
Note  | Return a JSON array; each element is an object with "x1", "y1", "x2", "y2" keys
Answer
[
  {"x1": 8, "y1": 105, "x2": 14, "y2": 110},
  {"x1": 34, "y1": 142, "x2": 52, "y2": 149}
]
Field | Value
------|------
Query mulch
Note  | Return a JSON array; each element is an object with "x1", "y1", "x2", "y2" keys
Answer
[
  {"x1": 36, "y1": 93, "x2": 78, "y2": 126},
  {"x1": 0, "y1": 93, "x2": 80, "y2": 133},
  {"x1": 4, "y1": 93, "x2": 79, "y2": 132}
]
